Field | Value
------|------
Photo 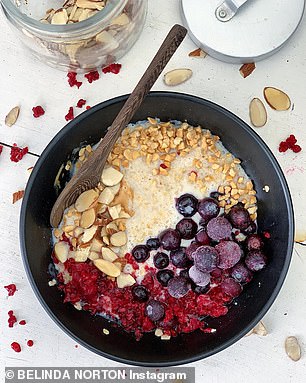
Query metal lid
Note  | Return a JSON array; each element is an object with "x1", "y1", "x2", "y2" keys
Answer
[{"x1": 181, "y1": 0, "x2": 305, "y2": 63}]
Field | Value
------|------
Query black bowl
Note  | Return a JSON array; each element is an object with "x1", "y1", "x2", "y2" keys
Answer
[{"x1": 20, "y1": 92, "x2": 294, "y2": 366}]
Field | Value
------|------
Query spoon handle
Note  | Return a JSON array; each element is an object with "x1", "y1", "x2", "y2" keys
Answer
[{"x1": 50, "y1": 24, "x2": 187, "y2": 227}]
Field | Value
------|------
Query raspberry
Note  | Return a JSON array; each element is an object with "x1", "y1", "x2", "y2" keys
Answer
[
  {"x1": 10, "y1": 144, "x2": 28, "y2": 163},
  {"x1": 86, "y1": 105, "x2": 91, "y2": 110},
  {"x1": 8, "y1": 310, "x2": 17, "y2": 327},
  {"x1": 278, "y1": 141, "x2": 289, "y2": 152},
  {"x1": 32, "y1": 106, "x2": 45, "y2": 118},
  {"x1": 65, "y1": 107, "x2": 74, "y2": 121},
  {"x1": 76, "y1": 99, "x2": 86, "y2": 108},
  {"x1": 4, "y1": 284, "x2": 17, "y2": 296},
  {"x1": 84, "y1": 70, "x2": 100, "y2": 83},
  {"x1": 0, "y1": 145, "x2": 3, "y2": 155},
  {"x1": 67, "y1": 72, "x2": 82, "y2": 88},
  {"x1": 292, "y1": 144, "x2": 302, "y2": 153},
  {"x1": 102, "y1": 63, "x2": 122, "y2": 74},
  {"x1": 286, "y1": 134, "x2": 297, "y2": 146},
  {"x1": 27, "y1": 340, "x2": 34, "y2": 347},
  {"x1": 19, "y1": 320, "x2": 26, "y2": 325},
  {"x1": 11, "y1": 342, "x2": 21, "y2": 353}
]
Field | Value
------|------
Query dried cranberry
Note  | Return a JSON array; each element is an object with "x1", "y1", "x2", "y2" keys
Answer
[
  {"x1": 76, "y1": 99, "x2": 86, "y2": 108},
  {"x1": 160, "y1": 163, "x2": 168, "y2": 169},
  {"x1": 4, "y1": 284, "x2": 17, "y2": 296},
  {"x1": 65, "y1": 107, "x2": 74, "y2": 121},
  {"x1": 67, "y1": 72, "x2": 82, "y2": 88},
  {"x1": 102, "y1": 63, "x2": 122, "y2": 74},
  {"x1": 10, "y1": 144, "x2": 28, "y2": 163},
  {"x1": 84, "y1": 70, "x2": 100, "y2": 83},
  {"x1": 27, "y1": 340, "x2": 34, "y2": 347},
  {"x1": 32, "y1": 105, "x2": 45, "y2": 118},
  {"x1": 11, "y1": 342, "x2": 21, "y2": 352}
]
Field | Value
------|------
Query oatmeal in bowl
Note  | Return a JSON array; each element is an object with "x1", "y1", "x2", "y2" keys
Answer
[{"x1": 20, "y1": 93, "x2": 294, "y2": 365}]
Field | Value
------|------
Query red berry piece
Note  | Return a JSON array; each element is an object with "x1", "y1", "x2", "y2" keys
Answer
[
  {"x1": 206, "y1": 216, "x2": 232, "y2": 241},
  {"x1": 0, "y1": 145, "x2": 3, "y2": 155},
  {"x1": 227, "y1": 204, "x2": 251, "y2": 230},
  {"x1": 170, "y1": 247, "x2": 189, "y2": 268},
  {"x1": 131, "y1": 245, "x2": 149, "y2": 263},
  {"x1": 231, "y1": 262, "x2": 253, "y2": 284},
  {"x1": 32, "y1": 105, "x2": 45, "y2": 118},
  {"x1": 67, "y1": 72, "x2": 82, "y2": 88},
  {"x1": 76, "y1": 99, "x2": 86, "y2": 108},
  {"x1": 10, "y1": 144, "x2": 28, "y2": 163},
  {"x1": 246, "y1": 234, "x2": 264, "y2": 251},
  {"x1": 19, "y1": 320, "x2": 26, "y2": 325},
  {"x1": 176, "y1": 218, "x2": 198, "y2": 239},
  {"x1": 84, "y1": 70, "x2": 100, "y2": 83},
  {"x1": 102, "y1": 63, "x2": 122, "y2": 74},
  {"x1": 27, "y1": 340, "x2": 34, "y2": 347},
  {"x1": 4, "y1": 284, "x2": 17, "y2": 296},
  {"x1": 11, "y1": 342, "x2": 21, "y2": 353},
  {"x1": 8, "y1": 310, "x2": 17, "y2": 327},
  {"x1": 292, "y1": 144, "x2": 302, "y2": 153},
  {"x1": 168, "y1": 277, "x2": 190, "y2": 298},
  {"x1": 220, "y1": 277, "x2": 242, "y2": 298},
  {"x1": 65, "y1": 107, "x2": 74, "y2": 121},
  {"x1": 245, "y1": 250, "x2": 267, "y2": 271},
  {"x1": 188, "y1": 265, "x2": 210, "y2": 287},
  {"x1": 145, "y1": 300, "x2": 165, "y2": 321},
  {"x1": 197, "y1": 197, "x2": 220, "y2": 224},
  {"x1": 160, "y1": 229, "x2": 181, "y2": 250},
  {"x1": 193, "y1": 245, "x2": 219, "y2": 273},
  {"x1": 176, "y1": 194, "x2": 198, "y2": 217},
  {"x1": 216, "y1": 240, "x2": 242, "y2": 269}
]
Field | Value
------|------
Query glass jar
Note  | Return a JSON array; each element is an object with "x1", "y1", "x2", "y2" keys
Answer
[{"x1": 0, "y1": 0, "x2": 147, "y2": 72}]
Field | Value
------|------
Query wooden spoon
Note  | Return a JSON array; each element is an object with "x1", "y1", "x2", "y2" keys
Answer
[{"x1": 50, "y1": 24, "x2": 187, "y2": 227}]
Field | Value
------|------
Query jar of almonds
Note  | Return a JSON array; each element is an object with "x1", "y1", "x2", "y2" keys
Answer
[{"x1": 0, "y1": 0, "x2": 147, "y2": 71}]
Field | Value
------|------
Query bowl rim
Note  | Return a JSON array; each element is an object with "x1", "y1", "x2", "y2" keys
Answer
[{"x1": 20, "y1": 91, "x2": 294, "y2": 366}]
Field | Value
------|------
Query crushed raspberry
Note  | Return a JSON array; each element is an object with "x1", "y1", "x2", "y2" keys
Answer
[
  {"x1": 67, "y1": 72, "x2": 82, "y2": 88},
  {"x1": 0, "y1": 145, "x2": 3, "y2": 155},
  {"x1": 86, "y1": 106, "x2": 91, "y2": 110},
  {"x1": 19, "y1": 320, "x2": 26, "y2": 325},
  {"x1": 11, "y1": 342, "x2": 21, "y2": 353},
  {"x1": 10, "y1": 144, "x2": 28, "y2": 162},
  {"x1": 292, "y1": 145, "x2": 302, "y2": 153},
  {"x1": 84, "y1": 71, "x2": 100, "y2": 83},
  {"x1": 102, "y1": 63, "x2": 122, "y2": 74},
  {"x1": 8, "y1": 310, "x2": 17, "y2": 328},
  {"x1": 4, "y1": 284, "x2": 17, "y2": 296},
  {"x1": 279, "y1": 134, "x2": 302, "y2": 153},
  {"x1": 32, "y1": 105, "x2": 45, "y2": 118},
  {"x1": 76, "y1": 99, "x2": 86, "y2": 108},
  {"x1": 27, "y1": 340, "x2": 34, "y2": 347},
  {"x1": 65, "y1": 107, "x2": 74, "y2": 121},
  {"x1": 160, "y1": 163, "x2": 168, "y2": 169},
  {"x1": 263, "y1": 231, "x2": 271, "y2": 239}
]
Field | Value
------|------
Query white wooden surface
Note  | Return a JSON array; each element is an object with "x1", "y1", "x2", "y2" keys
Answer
[{"x1": 0, "y1": 1, "x2": 306, "y2": 381}]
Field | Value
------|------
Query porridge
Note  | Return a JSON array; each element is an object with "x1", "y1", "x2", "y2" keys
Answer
[{"x1": 50, "y1": 118, "x2": 268, "y2": 340}]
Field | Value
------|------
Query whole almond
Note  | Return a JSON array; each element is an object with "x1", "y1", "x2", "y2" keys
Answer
[
  {"x1": 164, "y1": 68, "x2": 192, "y2": 86},
  {"x1": 285, "y1": 336, "x2": 301, "y2": 361},
  {"x1": 5, "y1": 106, "x2": 20, "y2": 127},
  {"x1": 264, "y1": 87, "x2": 291, "y2": 111},
  {"x1": 93, "y1": 258, "x2": 121, "y2": 277},
  {"x1": 249, "y1": 98, "x2": 267, "y2": 127}
]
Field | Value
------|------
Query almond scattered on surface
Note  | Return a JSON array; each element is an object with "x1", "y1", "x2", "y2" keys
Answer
[
  {"x1": 294, "y1": 230, "x2": 306, "y2": 243},
  {"x1": 264, "y1": 87, "x2": 291, "y2": 111},
  {"x1": 12, "y1": 190, "x2": 24, "y2": 204},
  {"x1": 249, "y1": 98, "x2": 267, "y2": 127},
  {"x1": 245, "y1": 320, "x2": 267, "y2": 336},
  {"x1": 93, "y1": 258, "x2": 121, "y2": 277},
  {"x1": 164, "y1": 68, "x2": 193, "y2": 86},
  {"x1": 5, "y1": 106, "x2": 20, "y2": 127},
  {"x1": 239, "y1": 63, "x2": 256, "y2": 78},
  {"x1": 188, "y1": 48, "x2": 207, "y2": 58},
  {"x1": 285, "y1": 336, "x2": 301, "y2": 361}
]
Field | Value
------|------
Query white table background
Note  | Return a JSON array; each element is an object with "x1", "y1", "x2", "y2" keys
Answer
[{"x1": 0, "y1": 1, "x2": 306, "y2": 382}]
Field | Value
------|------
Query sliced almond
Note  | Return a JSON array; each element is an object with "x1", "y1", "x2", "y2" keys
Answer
[
  {"x1": 90, "y1": 237, "x2": 103, "y2": 253},
  {"x1": 294, "y1": 230, "x2": 306, "y2": 243},
  {"x1": 96, "y1": 30, "x2": 119, "y2": 49},
  {"x1": 74, "y1": 227, "x2": 84, "y2": 237},
  {"x1": 98, "y1": 187, "x2": 116, "y2": 205},
  {"x1": 264, "y1": 87, "x2": 291, "y2": 111},
  {"x1": 5, "y1": 106, "x2": 20, "y2": 127},
  {"x1": 116, "y1": 273, "x2": 136, "y2": 289},
  {"x1": 249, "y1": 98, "x2": 267, "y2": 127},
  {"x1": 111, "y1": 13, "x2": 130, "y2": 26},
  {"x1": 81, "y1": 225, "x2": 98, "y2": 243},
  {"x1": 75, "y1": 189, "x2": 99, "y2": 212},
  {"x1": 101, "y1": 247, "x2": 118, "y2": 262},
  {"x1": 76, "y1": 0, "x2": 104, "y2": 10},
  {"x1": 119, "y1": 210, "x2": 131, "y2": 219},
  {"x1": 51, "y1": 8, "x2": 68, "y2": 24},
  {"x1": 285, "y1": 336, "x2": 301, "y2": 361},
  {"x1": 239, "y1": 63, "x2": 256, "y2": 78},
  {"x1": 88, "y1": 251, "x2": 100, "y2": 261},
  {"x1": 103, "y1": 236, "x2": 110, "y2": 245},
  {"x1": 78, "y1": 8, "x2": 91, "y2": 21},
  {"x1": 164, "y1": 68, "x2": 192, "y2": 86},
  {"x1": 80, "y1": 208, "x2": 96, "y2": 228},
  {"x1": 54, "y1": 241, "x2": 69, "y2": 263},
  {"x1": 108, "y1": 205, "x2": 120, "y2": 220},
  {"x1": 110, "y1": 231, "x2": 127, "y2": 247},
  {"x1": 252, "y1": 321, "x2": 267, "y2": 336},
  {"x1": 74, "y1": 247, "x2": 90, "y2": 262},
  {"x1": 106, "y1": 222, "x2": 118, "y2": 235},
  {"x1": 188, "y1": 48, "x2": 207, "y2": 58},
  {"x1": 93, "y1": 258, "x2": 121, "y2": 277},
  {"x1": 101, "y1": 167, "x2": 123, "y2": 187}
]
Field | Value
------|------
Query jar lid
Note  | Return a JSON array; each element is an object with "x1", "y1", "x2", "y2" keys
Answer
[{"x1": 181, "y1": 0, "x2": 305, "y2": 63}]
